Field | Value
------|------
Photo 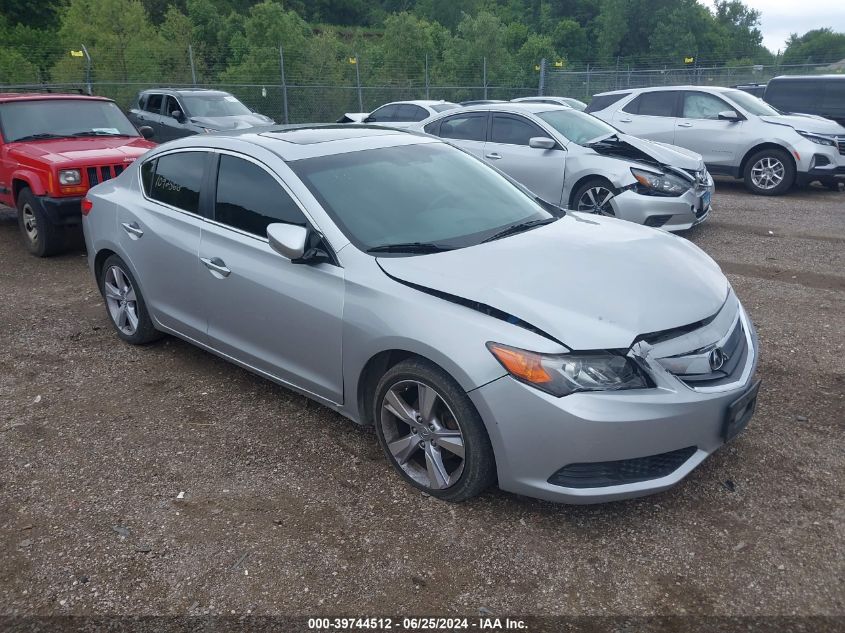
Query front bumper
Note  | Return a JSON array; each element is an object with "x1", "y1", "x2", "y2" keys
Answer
[
  {"x1": 795, "y1": 140, "x2": 845, "y2": 184},
  {"x1": 612, "y1": 183, "x2": 714, "y2": 232},
  {"x1": 39, "y1": 195, "x2": 84, "y2": 226}
]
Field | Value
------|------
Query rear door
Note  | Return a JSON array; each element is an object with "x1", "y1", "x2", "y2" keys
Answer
[
  {"x1": 676, "y1": 91, "x2": 741, "y2": 167},
  {"x1": 483, "y1": 112, "x2": 566, "y2": 204},
  {"x1": 612, "y1": 90, "x2": 679, "y2": 144},
  {"x1": 116, "y1": 150, "x2": 210, "y2": 342},
  {"x1": 198, "y1": 152, "x2": 345, "y2": 403},
  {"x1": 392, "y1": 104, "x2": 429, "y2": 128},
  {"x1": 432, "y1": 111, "x2": 488, "y2": 160}
]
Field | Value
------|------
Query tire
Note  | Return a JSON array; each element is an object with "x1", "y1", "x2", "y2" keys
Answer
[
  {"x1": 373, "y1": 358, "x2": 496, "y2": 502},
  {"x1": 743, "y1": 148, "x2": 795, "y2": 196},
  {"x1": 16, "y1": 188, "x2": 65, "y2": 257},
  {"x1": 99, "y1": 254, "x2": 161, "y2": 345},
  {"x1": 571, "y1": 178, "x2": 617, "y2": 216}
]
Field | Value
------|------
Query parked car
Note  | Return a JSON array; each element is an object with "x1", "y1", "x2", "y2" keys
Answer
[
  {"x1": 82, "y1": 125, "x2": 760, "y2": 504},
  {"x1": 413, "y1": 103, "x2": 713, "y2": 231},
  {"x1": 337, "y1": 100, "x2": 460, "y2": 128},
  {"x1": 732, "y1": 83, "x2": 767, "y2": 98},
  {"x1": 512, "y1": 95, "x2": 588, "y2": 111},
  {"x1": 763, "y1": 75, "x2": 845, "y2": 127},
  {"x1": 586, "y1": 85, "x2": 845, "y2": 194},
  {"x1": 0, "y1": 92, "x2": 155, "y2": 256},
  {"x1": 128, "y1": 88, "x2": 274, "y2": 142}
]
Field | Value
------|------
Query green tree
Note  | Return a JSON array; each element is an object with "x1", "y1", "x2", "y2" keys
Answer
[{"x1": 782, "y1": 28, "x2": 845, "y2": 65}]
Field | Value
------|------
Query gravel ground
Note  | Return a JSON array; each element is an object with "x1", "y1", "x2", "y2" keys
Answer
[{"x1": 0, "y1": 180, "x2": 843, "y2": 623}]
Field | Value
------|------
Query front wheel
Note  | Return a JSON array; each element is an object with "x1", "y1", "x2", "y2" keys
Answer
[
  {"x1": 572, "y1": 178, "x2": 617, "y2": 216},
  {"x1": 374, "y1": 359, "x2": 496, "y2": 502},
  {"x1": 743, "y1": 149, "x2": 795, "y2": 196},
  {"x1": 16, "y1": 188, "x2": 65, "y2": 257}
]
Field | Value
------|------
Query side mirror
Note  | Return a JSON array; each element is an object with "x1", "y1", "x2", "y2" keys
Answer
[
  {"x1": 529, "y1": 136, "x2": 556, "y2": 149},
  {"x1": 718, "y1": 110, "x2": 741, "y2": 122},
  {"x1": 138, "y1": 125, "x2": 154, "y2": 140},
  {"x1": 267, "y1": 223, "x2": 308, "y2": 261},
  {"x1": 171, "y1": 110, "x2": 184, "y2": 121}
]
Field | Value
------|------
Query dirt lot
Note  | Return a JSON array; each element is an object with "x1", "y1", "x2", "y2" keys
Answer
[{"x1": 1, "y1": 180, "x2": 843, "y2": 623}]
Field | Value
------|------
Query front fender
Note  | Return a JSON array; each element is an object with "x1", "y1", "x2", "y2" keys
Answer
[{"x1": 11, "y1": 168, "x2": 49, "y2": 199}]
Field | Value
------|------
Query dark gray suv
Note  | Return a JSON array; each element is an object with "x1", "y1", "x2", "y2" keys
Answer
[{"x1": 128, "y1": 89, "x2": 274, "y2": 141}]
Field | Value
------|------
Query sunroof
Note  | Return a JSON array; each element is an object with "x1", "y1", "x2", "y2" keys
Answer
[{"x1": 260, "y1": 126, "x2": 402, "y2": 145}]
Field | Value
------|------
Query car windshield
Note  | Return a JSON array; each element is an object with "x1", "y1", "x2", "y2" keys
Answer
[
  {"x1": 289, "y1": 142, "x2": 552, "y2": 253},
  {"x1": 431, "y1": 103, "x2": 459, "y2": 113},
  {"x1": 182, "y1": 94, "x2": 251, "y2": 117},
  {"x1": 723, "y1": 90, "x2": 780, "y2": 116},
  {"x1": 0, "y1": 99, "x2": 139, "y2": 142},
  {"x1": 535, "y1": 109, "x2": 617, "y2": 145}
]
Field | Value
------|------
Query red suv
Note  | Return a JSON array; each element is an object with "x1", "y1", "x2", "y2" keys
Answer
[{"x1": 0, "y1": 93, "x2": 156, "y2": 256}]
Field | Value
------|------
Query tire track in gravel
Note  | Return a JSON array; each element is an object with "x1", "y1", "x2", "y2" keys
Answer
[{"x1": 718, "y1": 261, "x2": 845, "y2": 292}]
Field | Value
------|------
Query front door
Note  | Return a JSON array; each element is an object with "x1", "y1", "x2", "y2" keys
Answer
[
  {"x1": 675, "y1": 91, "x2": 741, "y2": 168},
  {"x1": 483, "y1": 112, "x2": 566, "y2": 205},
  {"x1": 198, "y1": 153, "x2": 345, "y2": 403},
  {"x1": 158, "y1": 95, "x2": 189, "y2": 142}
]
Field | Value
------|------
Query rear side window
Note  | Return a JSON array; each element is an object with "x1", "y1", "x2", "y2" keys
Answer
[
  {"x1": 140, "y1": 159, "x2": 155, "y2": 195},
  {"x1": 439, "y1": 113, "x2": 487, "y2": 142},
  {"x1": 144, "y1": 93, "x2": 163, "y2": 114},
  {"x1": 148, "y1": 152, "x2": 206, "y2": 214},
  {"x1": 585, "y1": 93, "x2": 630, "y2": 113},
  {"x1": 397, "y1": 104, "x2": 428, "y2": 121},
  {"x1": 367, "y1": 104, "x2": 400, "y2": 122},
  {"x1": 623, "y1": 91, "x2": 679, "y2": 117},
  {"x1": 490, "y1": 114, "x2": 544, "y2": 145},
  {"x1": 423, "y1": 120, "x2": 441, "y2": 135},
  {"x1": 214, "y1": 154, "x2": 306, "y2": 237}
]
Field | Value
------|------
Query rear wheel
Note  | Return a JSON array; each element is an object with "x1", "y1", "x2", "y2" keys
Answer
[
  {"x1": 743, "y1": 148, "x2": 795, "y2": 196},
  {"x1": 374, "y1": 359, "x2": 496, "y2": 502},
  {"x1": 572, "y1": 178, "x2": 617, "y2": 216},
  {"x1": 16, "y1": 188, "x2": 65, "y2": 257},
  {"x1": 99, "y1": 254, "x2": 161, "y2": 345}
]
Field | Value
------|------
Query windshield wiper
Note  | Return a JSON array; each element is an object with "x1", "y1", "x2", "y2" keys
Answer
[
  {"x1": 482, "y1": 217, "x2": 557, "y2": 243},
  {"x1": 12, "y1": 133, "x2": 67, "y2": 142},
  {"x1": 367, "y1": 242, "x2": 456, "y2": 254},
  {"x1": 69, "y1": 131, "x2": 133, "y2": 137}
]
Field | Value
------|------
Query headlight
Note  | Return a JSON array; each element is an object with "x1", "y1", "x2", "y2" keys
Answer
[
  {"x1": 796, "y1": 130, "x2": 835, "y2": 146},
  {"x1": 58, "y1": 169, "x2": 81, "y2": 186},
  {"x1": 487, "y1": 342, "x2": 652, "y2": 397},
  {"x1": 631, "y1": 168, "x2": 691, "y2": 196}
]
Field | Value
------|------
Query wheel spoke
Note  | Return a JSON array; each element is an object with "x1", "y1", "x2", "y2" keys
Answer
[
  {"x1": 104, "y1": 282, "x2": 122, "y2": 301},
  {"x1": 417, "y1": 384, "x2": 437, "y2": 423},
  {"x1": 388, "y1": 433, "x2": 420, "y2": 465},
  {"x1": 124, "y1": 286, "x2": 136, "y2": 302},
  {"x1": 384, "y1": 389, "x2": 418, "y2": 426},
  {"x1": 434, "y1": 430, "x2": 464, "y2": 458},
  {"x1": 116, "y1": 304, "x2": 128, "y2": 329},
  {"x1": 126, "y1": 307, "x2": 139, "y2": 331},
  {"x1": 585, "y1": 189, "x2": 597, "y2": 205},
  {"x1": 599, "y1": 190, "x2": 613, "y2": 208},
  {"x1": 424, "y1": 444, "x2": 450, "y2": 489}
]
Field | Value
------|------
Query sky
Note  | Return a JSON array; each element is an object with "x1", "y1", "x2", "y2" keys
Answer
[{"x1": 702, "y1": 0, "x2": 845, "y2": 52}]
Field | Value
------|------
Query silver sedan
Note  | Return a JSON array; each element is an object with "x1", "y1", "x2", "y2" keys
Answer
[
  {"x1": 413, "y1": 103, "x2": 715, "y2": 231},
  {"x1": 82, "y1": 126, "x2": 759, "y2": 504}
]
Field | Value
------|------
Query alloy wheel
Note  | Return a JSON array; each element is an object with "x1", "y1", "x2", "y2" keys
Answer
[
  {"x1": 750, "y1": 157, "x2": 785, "y2": 190},
  {"x1": 103, "y1": 265, "x2": 140, "y2": 335},
  {"x1": 379, "y1": 380, "x2": 465, "y2": 490},
  {"x1": 22, "y1": 203, "x2": 38, "y2": 243},
  {"x1": 577, "y1": 186, "x2": 616, "y2": 216}
]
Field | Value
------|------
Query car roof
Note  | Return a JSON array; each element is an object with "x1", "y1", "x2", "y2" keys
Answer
[
  {"x1": 140, "y1": 88, "x2": 233, "y2": 97},
  {"x1": 456, "y1": 102, "x2": 570, "y2": 115},
  {"x1": 149, "y1": 124, "x2": 440, "y2": 162},
  {"x1": 768, "y1": 74, "x2": 845, "y2": 81},
  {"x1": 592, "y1": 85, "x2": 738, "y2": 97},
  {"x1": 0, "y1": 93, "x2": 112, "y2": 103},
  {"x1": 381, "y1": 100, "x2": 458, "y2": 107}
]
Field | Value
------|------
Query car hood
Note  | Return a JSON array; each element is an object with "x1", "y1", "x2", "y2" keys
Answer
[
  {"x1": 7, "y1": 137, "x2": 155, "y2": 166},
  {"x1": 377, "y1": 215, "x2": 728, "y2": 350},
  {"x1": 758, "y1": 114, "x2": 845, "y2": 135},
  {"x1": 189, "y1": 114, "x2": 273, "y2": 130},
  {"x1": 616, "y1": 134, "x2": 704, "y2": 169}
]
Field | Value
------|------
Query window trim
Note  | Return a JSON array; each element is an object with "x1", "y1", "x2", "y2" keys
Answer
[
  {"x1": 489, "y1": 112, "x2": 548, "y2": 146},
  {"x1": 162, "y1": 94, "x2": 186, "y2": 119},
  {"x1": 437, "y1": 111, "x2": 490, "y2": 143},
  {"x1": 622, "y1": 90, "x2": 681, "y2": 118}
]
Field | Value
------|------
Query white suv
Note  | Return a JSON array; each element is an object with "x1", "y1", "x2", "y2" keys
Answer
[{"x1": 587, "y1": 86, "x2": 845, "y2": 195}]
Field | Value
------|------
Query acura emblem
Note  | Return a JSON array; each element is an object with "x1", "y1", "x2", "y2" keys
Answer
[{"x1": 709, "y1": 347, "x2": 729, "y2": 371}]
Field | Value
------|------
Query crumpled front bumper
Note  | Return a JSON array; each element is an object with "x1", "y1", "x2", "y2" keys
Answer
[{"x1": 611, "y1": 181, "x2": 714, "y2": 232}]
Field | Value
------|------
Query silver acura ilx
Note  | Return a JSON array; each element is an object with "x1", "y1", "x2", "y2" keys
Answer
[{"x1": 82, "y1": 125, "x2": 760, "y2": 504}]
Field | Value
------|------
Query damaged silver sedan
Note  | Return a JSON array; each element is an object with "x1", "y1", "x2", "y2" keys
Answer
[
  {"x1": 83, "y1": 126, "x2": 758, "y2": 504},
  {"x1": 414, "y1": 103, "x2": 714, "y2": 231}
]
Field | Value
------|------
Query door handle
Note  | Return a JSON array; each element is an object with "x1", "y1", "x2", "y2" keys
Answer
[
  {"x1": 485, "y1": 152, "x2": 502, "y2": 160},
  {"x1": 121, "y1": 222, "x2": 143, "y2": 239},
  {"x1": 618, "y1": 118, "x2": 632, "y2": 123},
  {"x1": 200, "y1": 256, "x2": 231, "y2": 278},
  {"x1": 677, "y1": 122, "x2": 693, "y2": 127}
]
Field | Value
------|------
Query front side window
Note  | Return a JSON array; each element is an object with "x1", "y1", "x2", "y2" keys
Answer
[
  {"x1": 289, "y1": 142, "x2": 551, "y2": 252},
  {"x1": 682, "y1": 92, "x2": 732, "y2": 119},
  {"x1": 439, "y1": 113, "x2": 487, "y2": 142},
  {"x1": 623, "y1": 91, "x2": 678, "y2": 117},
  {"x1": 164, "y1": 96, "x2": 182, "y2": 118},
  {"x1": 215, "y1": 155, "x2": 306, "y2": 237},
  {"x1": 535, "y1": 109, "x2": 615, "y2": 145},
  {"x1": 148, "y1": 152, "x2": 206, "y2": 214},
  {"x1": 0, "y1": 99, "x2": 140, "y2": 142},
  {"x1": 490, "y1": 114, "x2": 544, "y2": 145}
]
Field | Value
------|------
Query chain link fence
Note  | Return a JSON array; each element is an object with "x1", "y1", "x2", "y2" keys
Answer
[{"x1": 1, "y1": 44, "x2": 841, "y2": 123}]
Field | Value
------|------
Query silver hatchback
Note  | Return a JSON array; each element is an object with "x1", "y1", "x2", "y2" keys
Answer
[{"x1": 82, "y1": 126, "x2": 760, "y2": 504}]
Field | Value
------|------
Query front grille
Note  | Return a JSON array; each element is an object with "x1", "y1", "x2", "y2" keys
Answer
[
  {"x1": 644, "y1": 215, "x2": 671, "y2": 227},
  {"x1": 548, "y1": 446, "x2": 697, "y2": 488},
  {"x1": 673, "y1": 318, "x2": 747, "y2": 388},
  {"x1": 86, "y1": 164, "x2": 124, "y2": 187}
]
